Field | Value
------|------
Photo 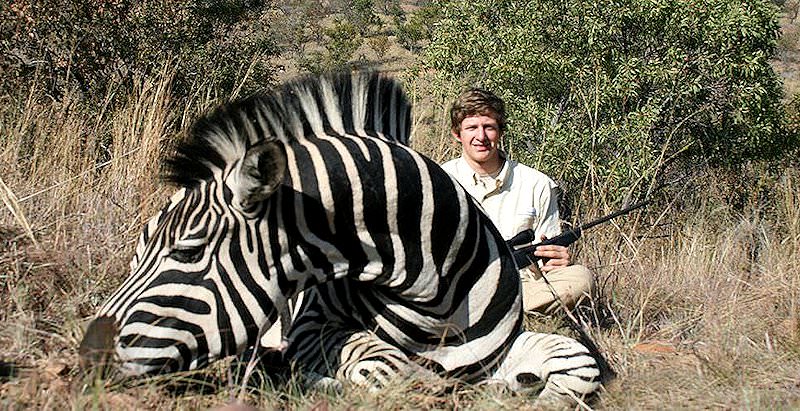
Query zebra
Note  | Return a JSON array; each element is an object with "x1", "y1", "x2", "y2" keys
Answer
[{"x1": 79, "y1": 71, "x2": 601, "y2": 407}]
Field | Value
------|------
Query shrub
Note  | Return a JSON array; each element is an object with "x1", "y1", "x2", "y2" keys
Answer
[
  {"x1": 1, "y1": 1, "x2": 280, "y2": 102},
  {"x1": 297, "y1": 19, "x2": 364, "y2": 73},
  {"x1": 346, "y1": 0, "x2": 382, "y2": 35},
  {"x1": 421, "y1": 0, "x2": 798, "y2": 206},
  {"x1": 395, "y1": 2, "x2": 442, "y2": 53},
  {"x1": 369, "y1": 35, "x2": 391, "y2": 59}
]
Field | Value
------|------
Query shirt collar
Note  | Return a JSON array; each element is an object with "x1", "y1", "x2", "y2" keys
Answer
[
  {"x1": 459, "y1": 151, "x2": 510, "y2": 192},
  {"x1": 495, "y1": 152, "x2": 511, "y2": 187}
]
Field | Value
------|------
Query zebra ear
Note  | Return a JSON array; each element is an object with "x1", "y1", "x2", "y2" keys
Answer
[{"x1": 230, "y1": 140, "x2": 287, "y2": 213}]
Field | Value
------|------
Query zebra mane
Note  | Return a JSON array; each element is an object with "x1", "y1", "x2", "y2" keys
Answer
[{"x1": 163, "y1": 71, "x2": 412, "y2": 187}]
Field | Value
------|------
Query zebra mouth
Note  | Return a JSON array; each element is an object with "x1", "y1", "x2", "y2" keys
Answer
[{"x1": 79, "y1": 316, "x2": 119, "y2": 377}]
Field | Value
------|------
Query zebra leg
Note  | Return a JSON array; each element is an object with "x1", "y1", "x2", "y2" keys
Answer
[
  {"x1": 333, "y1": 330, "x2": 442, "y2": 391},
  {"x1": 287, "y1": 325, "x2": 441, "y2": 392},
  {"x1": 491, "y1": 331, "x2": 601, "y2": 407}
]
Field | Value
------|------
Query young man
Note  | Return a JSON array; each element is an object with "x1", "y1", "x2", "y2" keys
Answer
[{"x1": 440, "y1": 88, "x2": 595, "y2": 314}]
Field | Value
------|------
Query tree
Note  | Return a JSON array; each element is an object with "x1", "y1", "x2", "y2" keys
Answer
[{"x1": 421, "y1": 0, "x2": 797, "y2": 205}]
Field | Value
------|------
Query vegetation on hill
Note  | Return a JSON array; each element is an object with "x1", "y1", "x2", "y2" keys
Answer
[
  {"x1": 0, "y1": 0, "x2": 799, "y2": 409},
  {"x1": 419, "y1": 0, "x2": 799, "y2": 208}
]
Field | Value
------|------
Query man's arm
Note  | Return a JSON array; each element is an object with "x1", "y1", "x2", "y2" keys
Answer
[{"x1": 532, "y1": 180, "x2": 570, "y2": 272}]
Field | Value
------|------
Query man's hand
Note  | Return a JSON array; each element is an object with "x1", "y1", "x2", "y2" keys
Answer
[{"x1": 534, "y1": 235, "x2": 571, "y2": 273}]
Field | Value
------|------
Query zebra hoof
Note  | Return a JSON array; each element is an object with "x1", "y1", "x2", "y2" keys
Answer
[
  {"x1": 491, "y1": 332, "x2": 601, "y2": 406},
  {"x1": 305, "y1": 372, "x2": 344, "y2": 394}
]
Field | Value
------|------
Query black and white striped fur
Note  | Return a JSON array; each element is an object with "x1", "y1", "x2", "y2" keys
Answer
[{"x1": 79, "y1": 71, "x2": 600, "y2": 406}]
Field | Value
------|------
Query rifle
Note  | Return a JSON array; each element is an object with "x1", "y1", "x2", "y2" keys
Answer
[{"x1": 508, "y1": 200, "x2": 650, "y2": 268}]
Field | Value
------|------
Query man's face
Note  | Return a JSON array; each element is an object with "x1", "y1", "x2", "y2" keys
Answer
[{"x1": 453, "y1": 114, "x2": 502, "y2": 167}]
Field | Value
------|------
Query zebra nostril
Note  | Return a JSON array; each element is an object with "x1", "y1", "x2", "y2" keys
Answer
[{"x1": 79, "y1": 316, "x2": 118, "y2": 373}]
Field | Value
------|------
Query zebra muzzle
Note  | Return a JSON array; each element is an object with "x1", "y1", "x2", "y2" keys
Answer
[{"x1": 79, "y1": 316, "x2": 118, "y2": 376}]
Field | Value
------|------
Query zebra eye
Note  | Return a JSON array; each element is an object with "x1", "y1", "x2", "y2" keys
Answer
[{"x1": 168, "y1": 245, "x2": 205, "y2": 264}]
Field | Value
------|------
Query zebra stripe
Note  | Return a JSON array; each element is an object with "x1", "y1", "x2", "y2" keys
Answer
[{"x1": 79, "y1": 71, "x2": 600, "y2": 405}]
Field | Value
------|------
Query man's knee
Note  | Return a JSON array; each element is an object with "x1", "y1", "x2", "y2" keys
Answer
[
  {"x1": 554, "y1": 264, "x2": 595, "y2": 306},
  {"x1": 521, "y1": 265, "x2": 595, "y2": 313},
  {"x1": 565, "y1": 264, "x2": 595, "y2": 297}
]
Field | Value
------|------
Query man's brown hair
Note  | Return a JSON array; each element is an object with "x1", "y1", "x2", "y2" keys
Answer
[{"x1": 450, "y1": 88, "x2": 507, "y2": 135}]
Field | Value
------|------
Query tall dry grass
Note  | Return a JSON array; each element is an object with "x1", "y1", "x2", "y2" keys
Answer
[
  {"x1": 0, "y1": 69, "x2": 798, "y2": 409},
  {"x1": 577, "y1": 166, "x2": 800, "y2": 409},
  {"x1": 0, "y1": 67, "x2": 217, "y2": 409}
]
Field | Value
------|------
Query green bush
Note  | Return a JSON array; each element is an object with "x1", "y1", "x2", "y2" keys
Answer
[
  {"x1": 395, "y1": 2, "x2": 442, "y2": 53},
  {"x1": 297, "y1": 19, "x2": 365, "y2": 74},
  {"x1": 1, "y1": 1, "x2": 279, "y2": 102},
  {"x1": 346, "y1": 0, "x2": 382, "y2": 35},
  {"x1": 421, "y1": 0, "x2": 798, "y2": 206},
  {"x1": 324, "y1": 19, "x2": 364, "y2": 67}
]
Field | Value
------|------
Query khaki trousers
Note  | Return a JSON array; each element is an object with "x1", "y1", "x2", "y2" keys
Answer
[{"x1": 521, "y1": 264, "x2": 595, "y2": 314}]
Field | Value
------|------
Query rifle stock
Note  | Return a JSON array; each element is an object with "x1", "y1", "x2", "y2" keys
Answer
[{"x1": 508, "y1": 200, "x2": 649, "y2": 268}]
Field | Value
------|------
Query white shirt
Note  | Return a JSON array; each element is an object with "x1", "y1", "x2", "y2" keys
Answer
[{"x1": 441, "y1": 155, "x2": 561, "y2": 244}]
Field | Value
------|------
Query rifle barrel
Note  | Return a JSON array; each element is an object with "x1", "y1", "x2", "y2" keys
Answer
[
  {"x1": 508, "y1": 199, "x2": 650, "y2": 268},
  {"x1": 573, "y1": 199, "x2": 650, "y2": 232}
]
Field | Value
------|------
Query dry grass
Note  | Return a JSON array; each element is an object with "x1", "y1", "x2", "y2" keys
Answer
[
  {"x1": 1, "y1": 68, "x2": 799, "y2": 410},
  {"x1": 588, "y1": 185, "x2": 800, "y2": 409}
]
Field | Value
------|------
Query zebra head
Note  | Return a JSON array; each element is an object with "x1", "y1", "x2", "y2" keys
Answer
[
  {"x1": 80, "y1": 139, "x2": 289, "y2": 375},
  {"x1": 80, "y1": 71, "x2": 411, "y2": 376}
]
